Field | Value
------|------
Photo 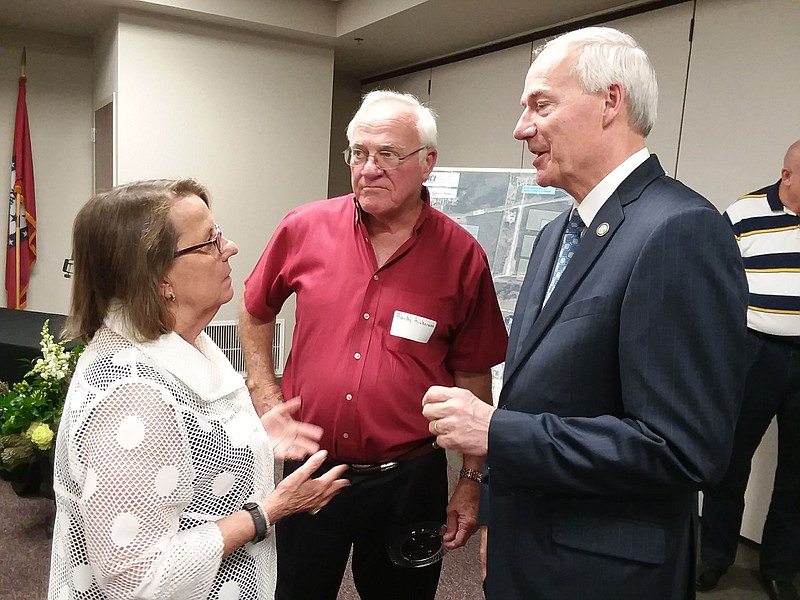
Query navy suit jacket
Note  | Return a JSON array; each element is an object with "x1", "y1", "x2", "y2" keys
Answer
[{"x1": 483, "y1": 156, "x2": 749, "y2": 600}]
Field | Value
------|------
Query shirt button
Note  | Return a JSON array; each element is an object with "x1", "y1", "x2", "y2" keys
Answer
[
  {"x1": 363, "y1": 313, "x2": 370, "y2": 320},
  {"x1": 354, "y1": 352, "x2": 361, "y2": 360},
  {"x1": 342, "y1": 432, "x2": 350, "y2": 439},
  {"x1": 373, "y1": 274, "x2": 379, "y2": 281},
  {"x1": 345, "y1": 394, "x2": 353, "y2": 401}
]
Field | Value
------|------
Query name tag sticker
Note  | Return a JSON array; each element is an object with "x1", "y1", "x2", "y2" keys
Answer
[{"x1": 390, "y1": 311, "x2": 436, "y2": 344}]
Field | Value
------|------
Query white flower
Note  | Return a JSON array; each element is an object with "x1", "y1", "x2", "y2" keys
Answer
[{"x1": 30, "y1": 320, "x2": 71, "y2": 381}]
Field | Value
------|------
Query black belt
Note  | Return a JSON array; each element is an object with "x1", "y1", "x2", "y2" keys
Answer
[
  {"x1": 337, "y1": 439, "x2": 442, "y2": 475},
  {"x1": 749, "y1": 329, "x2": 800, "y2": 348}
]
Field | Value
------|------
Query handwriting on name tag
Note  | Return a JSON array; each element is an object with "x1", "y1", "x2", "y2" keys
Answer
[{"x1": 390, "y1": 310, "x2": 436, "y2": 343}]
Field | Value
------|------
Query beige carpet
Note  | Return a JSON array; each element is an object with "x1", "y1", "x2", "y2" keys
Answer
[
  {"x1": 0, "y1": 473, "x2": 789, "y2": 600},
  {"x1": 0, "y1": 467, "x2": 482, "y2": 600}
]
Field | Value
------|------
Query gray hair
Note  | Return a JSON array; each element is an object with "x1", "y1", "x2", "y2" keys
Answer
[
  {"x1": 537, "y1": 26, "x2": 658, "y2": 137},
  {"x1": 346, "y1": 90, "x2": 438, "y2": 150}
]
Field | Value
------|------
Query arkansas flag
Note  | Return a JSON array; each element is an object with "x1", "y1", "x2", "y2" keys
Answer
[{"x1": 6, "y1": 55, "x2": 37, "y2": 310}]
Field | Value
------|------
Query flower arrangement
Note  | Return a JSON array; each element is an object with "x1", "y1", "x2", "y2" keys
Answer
[{"x1": 0, "y1": 320, "x2": 84, "y2": 471}]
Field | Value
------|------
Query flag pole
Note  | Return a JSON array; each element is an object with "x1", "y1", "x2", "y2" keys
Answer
[
  {"x1": 15, "y1": 48, "x2": 25, "y2": 308},
  {"x1": 7, "y1": 45, "x2": 34, "y2": 309},
  {"x1": 15, "y1": 193, "x2": 21, "y2": 307}
]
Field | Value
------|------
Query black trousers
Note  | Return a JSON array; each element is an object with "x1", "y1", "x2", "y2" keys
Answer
[
  {"x1": 276, "y1": 449, "x2": 448, "y2": 600},
  {"x1": 700, "y1": 332, "x2": 800, "y2": 581}
]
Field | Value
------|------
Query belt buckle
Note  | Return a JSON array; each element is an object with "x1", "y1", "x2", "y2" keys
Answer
[
  {"x1": 378, "y1": 460, "x2": 399, "y2": 472},
  {"x1": 349, "y1": 460, "x2": 399, "y2": 474}
]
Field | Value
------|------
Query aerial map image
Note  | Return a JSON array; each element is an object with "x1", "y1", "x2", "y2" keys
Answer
[{"x1": 425, "y1": 167, "x2": 573, "y2": 398}]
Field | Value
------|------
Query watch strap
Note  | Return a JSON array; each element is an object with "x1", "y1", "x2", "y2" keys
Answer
[{"x1": 243, "y1": 502, "x2": 269, "y2": 543}]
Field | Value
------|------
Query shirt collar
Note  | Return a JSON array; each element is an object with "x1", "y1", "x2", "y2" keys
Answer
[
  {"x1": 103, "y1": 305, "x2": 245, "y2": 401},
  {"x1": 576, "y1": 148, "x2": 650, "y2": 227},
  {"x1": 766, "y1": 179, "x2": 793, "y2": 214},
  {"x1": 415, "y1": 186, "x2": 432, "y2": 232}
]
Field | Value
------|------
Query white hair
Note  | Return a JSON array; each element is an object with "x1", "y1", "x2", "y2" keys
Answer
[
  {"x1": 346, "y1": 90, "x2": 438, "y2": 151},
  {"x1": 537, "y1": 26, "x2": 658, "y2": 137}
]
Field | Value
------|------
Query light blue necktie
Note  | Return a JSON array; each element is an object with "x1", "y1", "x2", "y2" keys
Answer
[{"x1": 543, "y1": 209, "x2": 584, "y2": 304}]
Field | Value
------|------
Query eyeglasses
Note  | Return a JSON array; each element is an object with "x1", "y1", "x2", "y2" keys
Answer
[
  {"x1": 174, "y1": 223, "x2": 223, "y2": 257},
  {"x1": 343, "y1": 146, "x2": 427, "y2": 170}
]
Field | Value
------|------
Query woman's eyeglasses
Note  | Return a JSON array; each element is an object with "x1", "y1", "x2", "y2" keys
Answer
[{"x1": 174, "y1": 224, "x2": 223, "y2": 257}]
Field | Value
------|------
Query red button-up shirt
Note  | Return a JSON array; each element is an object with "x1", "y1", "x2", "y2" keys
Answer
[{"x1": 243, "y1": 192, "x2": 507, "y2": 462}]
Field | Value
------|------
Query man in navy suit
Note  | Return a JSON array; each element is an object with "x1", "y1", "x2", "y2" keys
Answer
[{"x1": 422, "y1": 26, "x2": 749, "y2": 600}]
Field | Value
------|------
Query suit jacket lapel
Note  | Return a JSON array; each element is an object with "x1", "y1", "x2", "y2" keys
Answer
[{"x1": 502, "y1": 155, "x2": 666, "y2": 388}]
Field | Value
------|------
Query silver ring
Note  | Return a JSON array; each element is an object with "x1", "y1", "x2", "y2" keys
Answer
[
  {"x1": 310, "y1": 507, "x2": 321, "y2": 515},
  {"x1": 433, "y1": 420, "x2": 441, "y2": 435}
]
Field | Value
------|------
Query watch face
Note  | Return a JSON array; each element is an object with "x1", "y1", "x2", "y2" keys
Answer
[{"x1": 386, "y1": 521, "x2": 447, "y2": 568}]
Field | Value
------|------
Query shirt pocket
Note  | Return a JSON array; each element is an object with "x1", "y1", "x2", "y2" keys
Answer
[{"x1": 383, "y1": 289, "x2": 453, "y2": 359}]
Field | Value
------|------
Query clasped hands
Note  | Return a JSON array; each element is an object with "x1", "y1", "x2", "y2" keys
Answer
[{"x1": 422, "y1": 386, "x2": 495, "y2": 457}]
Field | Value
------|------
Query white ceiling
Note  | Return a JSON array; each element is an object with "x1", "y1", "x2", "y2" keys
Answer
[{"x1": 1, "y1": 0, "x2": 665, "y2": 79}]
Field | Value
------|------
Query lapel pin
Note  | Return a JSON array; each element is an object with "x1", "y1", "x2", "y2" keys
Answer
[{"x1": 596, "y1": 222, "x2": 610, "y2": 237}]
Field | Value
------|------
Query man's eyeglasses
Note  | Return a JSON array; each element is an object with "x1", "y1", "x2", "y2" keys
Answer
[
  {"x1": 343, "y1": 146, "x2": 427, "y2": 170},
  {"x1": 174, "y1": 224, "x2": 223, "y2": 257}
]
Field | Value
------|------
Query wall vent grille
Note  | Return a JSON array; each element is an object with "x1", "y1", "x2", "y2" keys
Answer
[
  {"x1": 272, "y1": 318, "x2": 285, "y2": 376},
  {"x1": 204, "y1": 318, "x2": 285, "y2": 377}
]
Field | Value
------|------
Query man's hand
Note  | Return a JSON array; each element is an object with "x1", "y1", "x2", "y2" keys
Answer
[
  {"x1": 442, "y1": 478, "x2": 480, "y2": 549},
  {"x1": 261, "y1": 397, "x2": 323, "y2": 461},
  {"x1": 422, "y1": 386, "x2": 495, "y2": 457}
]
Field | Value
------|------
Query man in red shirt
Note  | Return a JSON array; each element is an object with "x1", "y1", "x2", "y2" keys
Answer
[{"x1": 239, "y1": 90, "x2": 507, "y2": 600}]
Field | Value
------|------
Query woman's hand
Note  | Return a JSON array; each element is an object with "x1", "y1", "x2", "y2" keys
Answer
[
  {"x1": 261, "y1": 397, "x2": 323, "y2": 461},
  {"x1": 262, "y1": 450, "x2": 349, "y2": 522}
]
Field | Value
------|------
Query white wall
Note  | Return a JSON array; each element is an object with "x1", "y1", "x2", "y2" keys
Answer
[
  {"x1": 93, "y1": 20, "x2": 118, "y2": 108},
  {"x1": 0, "y1": 28, "x2": 94, "y2": 314},
  {"x1": 430, "y1": 45, "x2": 531, "y2": 169},
  {"x1": 114, "y1": 12, "x2": 335, "y2": 323},
  {"x1": 368, "y1": 69, "x2": 432, "y2": 103},
  {"x1": 1, "y1": 12, "x2": 335, "y2": 338}
]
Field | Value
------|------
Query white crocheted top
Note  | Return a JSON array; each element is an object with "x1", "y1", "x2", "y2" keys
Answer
[{"x1": 48, "y1": 313, "x2": 276, "y2": 599}]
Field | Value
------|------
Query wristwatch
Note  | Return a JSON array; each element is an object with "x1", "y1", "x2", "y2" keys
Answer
[
  {"x1": 243, "y1": 502, "x2": 272, "y2": 543},
  {"x1": 459, "y1": 467, "x2": 483, "y2": 483}
]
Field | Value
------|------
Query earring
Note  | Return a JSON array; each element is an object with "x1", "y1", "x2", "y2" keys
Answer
[{"x1": 168, "y1": 291, "x2": 176, "y2": 302}]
